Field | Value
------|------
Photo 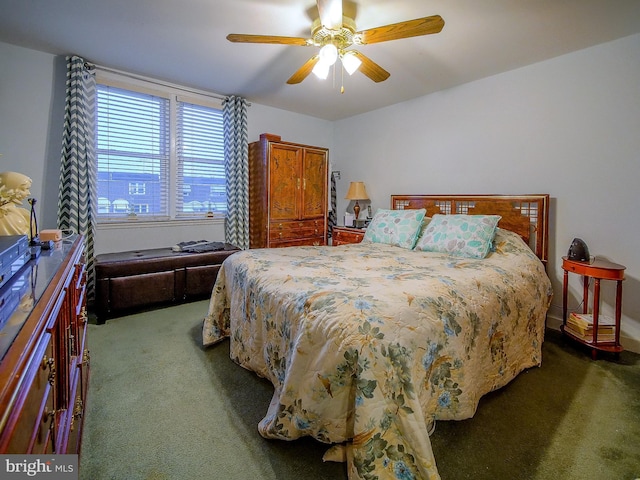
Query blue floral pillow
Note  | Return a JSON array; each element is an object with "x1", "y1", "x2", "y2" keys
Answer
[
  {"x1": 362, "y1": 208, "x2": 427, "y2": 249},
  {"x1": 413, "y1": 214, "x2": 502, "y2": 259}
]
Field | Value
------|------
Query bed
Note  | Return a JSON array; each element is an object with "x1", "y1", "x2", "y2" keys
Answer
[{"x1": 202, "y1": 194, "x2": 552, "y2": 480}]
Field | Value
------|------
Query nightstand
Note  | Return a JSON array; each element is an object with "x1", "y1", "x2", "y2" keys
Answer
[
  {"x1": 562, "y1": 256, "x2": 625, "y2": 359},
  {"x1": 332, "y1": 226, "x2": 365, "y2": 246}
]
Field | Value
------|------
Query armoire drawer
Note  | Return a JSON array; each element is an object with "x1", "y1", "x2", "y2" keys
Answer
[
  {"x1": 270, "y1": 236, "x2": 326, "y2": 247},
  {"x1": 269, "y1": 219, "x2": 324, "y2": 241}
]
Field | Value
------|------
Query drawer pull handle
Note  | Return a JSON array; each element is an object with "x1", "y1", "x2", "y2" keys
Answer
[
  {"x1": 70, "y1": 398, "x2": 84, "y2": 432},
  {"x1": 42, "y1": 409, "x2": 55, "y2": 425},
  {"x1": 42, "y1": 356, "x2": 56, "y2": 385},
  {"x1": 42, "y1": 355, "x2": 54, "y2": 370},
  {"x1": 83, "y1": 349, "x2": 91, "y2": 366},
  {"x1": 48, "y1": 367, "x2": 56, "y2": 386}
]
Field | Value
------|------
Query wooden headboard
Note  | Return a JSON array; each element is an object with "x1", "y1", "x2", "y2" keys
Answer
[{"x1": 391, "y1": 194, "x2": 549, "y2": 264}]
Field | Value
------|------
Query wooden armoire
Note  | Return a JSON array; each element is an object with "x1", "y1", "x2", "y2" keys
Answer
[{"x1": 249, "y1": 133, "x2": 329, "y2": 248}]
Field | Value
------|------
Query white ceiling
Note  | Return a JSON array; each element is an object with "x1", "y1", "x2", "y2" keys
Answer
[{"x1": 1, "y1": 0, "x2": 640, "y2": 121}]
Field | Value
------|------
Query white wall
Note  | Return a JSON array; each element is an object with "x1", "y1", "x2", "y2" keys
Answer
[
  {"x1": 0, "y1": 42, "x2": 333, "y2": 254},
  {"x1": 332, "y1": 33, "x2": 640, "y2": 352},
  {"x1": 0, "y1": 43, "x2": 65, "y2": 231}
]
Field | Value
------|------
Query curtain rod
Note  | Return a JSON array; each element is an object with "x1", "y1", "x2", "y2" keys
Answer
[{"x1": 93, "y1": 63, "x2": 250, "y2": 105}]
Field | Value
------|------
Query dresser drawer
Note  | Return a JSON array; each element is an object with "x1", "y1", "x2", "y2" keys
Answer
[
  {"x1": 1, "y1": 335, "x2": 55, "y2": 453},
  {"x1": 332, "y1": 227, "x2": 365, "y2": 246}
]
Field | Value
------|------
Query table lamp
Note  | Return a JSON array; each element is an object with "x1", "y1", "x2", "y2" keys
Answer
[{"x1": 345, "y1": 181, "x2": 369, "y2": 220}]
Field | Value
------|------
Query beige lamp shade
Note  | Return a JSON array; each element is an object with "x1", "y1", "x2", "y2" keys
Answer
[
  {"x1": 345, "y1": 182, "x2": 369, "y2": 220},
  {"x1": 345, "y1": 182, "x2": 369, "y2": 200}
]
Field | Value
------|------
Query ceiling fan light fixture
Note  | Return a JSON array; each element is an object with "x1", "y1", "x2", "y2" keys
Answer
[
  {"x1": 318, "y1": 43, "x2": 338, "y2": 66},
  {"x1": 312, "y1": 59, "x2": 331, "y2": 79},
  {"x1": 318, "y1": 0, "x2": 343, "y2": 30},
  {"x1": 341, "y1": 51, "x2": 361, "y2": 75}
]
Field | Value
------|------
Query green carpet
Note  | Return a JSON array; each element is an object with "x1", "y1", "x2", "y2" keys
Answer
[{"x1": 80, "y1": 301, "x2": 640, "y2": 480}]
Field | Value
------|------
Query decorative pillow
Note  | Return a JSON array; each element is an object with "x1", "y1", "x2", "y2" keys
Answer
[
  {"x1": 362, "y1": 208, "x2": 427, "y2": 249},
  {"x1": 413, "y1": 214, "x2": 502, "y2": 259},
  {"x1": 414, "y1": 216, "x2": 432, "y2": 243}
]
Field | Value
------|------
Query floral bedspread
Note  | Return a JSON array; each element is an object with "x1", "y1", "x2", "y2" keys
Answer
[{"x1": 203, "y1": 228, "x2": 552, "y2": 480}]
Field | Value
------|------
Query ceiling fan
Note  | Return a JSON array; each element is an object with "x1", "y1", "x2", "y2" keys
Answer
[{"x1": 227, "y1": 0, "x2": 444, "y2": 86}]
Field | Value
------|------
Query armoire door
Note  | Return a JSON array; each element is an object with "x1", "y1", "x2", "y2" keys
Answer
[
  {"x1": 268, "y1": 143, "x2": 302, "y2": 222},
  {"x1": 301, "y1": 148, "x2": 328, "y2": 219}
]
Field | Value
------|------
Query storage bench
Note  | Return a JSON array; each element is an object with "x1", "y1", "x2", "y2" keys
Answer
[{"x1": 94, "y1": 243, "x2": 240, "y2": 322}]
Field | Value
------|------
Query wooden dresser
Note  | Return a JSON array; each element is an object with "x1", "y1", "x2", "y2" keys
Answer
[
  {"x1": 249, "y1": 133, "x2": 329, "y2": 248},
  {"x1": 0, "y1": 236, "x2": 88, "y2": 454}
]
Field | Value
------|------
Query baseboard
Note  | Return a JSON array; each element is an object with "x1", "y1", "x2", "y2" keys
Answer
[{"x1": 546, "y1": 312, "x2": 640, "y2": 354}]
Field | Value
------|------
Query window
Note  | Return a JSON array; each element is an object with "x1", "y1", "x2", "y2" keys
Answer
[
  {"x1": 98, "y1": 197, "x2": 110, "y2": 213},
  {"x1": 128, "y1": 182, "x2": 146, "y2": 195},
  {"x1": 95, "y1": 73, "x2": 225, "y2": 222},
  {"x1": 131, "y1": 204, "x2": 150, "y2": 214},
  {"x1": 176, "y1": 101, "x2": 226, "y2": 215},
  {"x1": 112, "y1": 199, "x2": 130, "y2": 213}
]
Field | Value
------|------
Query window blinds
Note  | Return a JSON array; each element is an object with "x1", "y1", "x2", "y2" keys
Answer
[
  {"x1": 96, "y1": 85, "x2": 170, "y2": 218},
  {"x1": 176, "y1": 101, "x2": 225, "y2": 215}
]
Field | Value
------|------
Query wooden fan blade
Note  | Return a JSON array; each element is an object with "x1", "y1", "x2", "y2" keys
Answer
[
  {"x1": 357, "y1": 15, "x2": 444, "y2": 45},
  {"x1": 317, "y1": 0, "x2": 343, "y2": 30},
  {"x1": 287, "y1": 56, "x2": 320, "y2": 84},
  {"x1": 227, "y1": 34, "x2": 310, "y2": 46},
  {"x1": 352, "y1": 51, "x2": 390, "y2": 83}
]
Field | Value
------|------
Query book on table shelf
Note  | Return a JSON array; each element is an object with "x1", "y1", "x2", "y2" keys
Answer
[
  {"x1": 566, "y1": 312, "x2": 616, "y2": 342},
  {"x1": 568, "y1": 312, "x2": 616, "y2": 328},
  {"x1": 564, "y1": 324, "x2": 616, "y2": 342}
]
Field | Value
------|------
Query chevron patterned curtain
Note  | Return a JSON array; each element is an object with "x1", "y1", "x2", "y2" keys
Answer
[
  {"x1": 328, "y1": 171, "x2": 337, "y2": 237},
  {"x1": 222, "y1": 95, "x2": 249, "y2": 250},
  {"x1": 57, "y1": 56, "x2": 98, "y2": 299}
]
